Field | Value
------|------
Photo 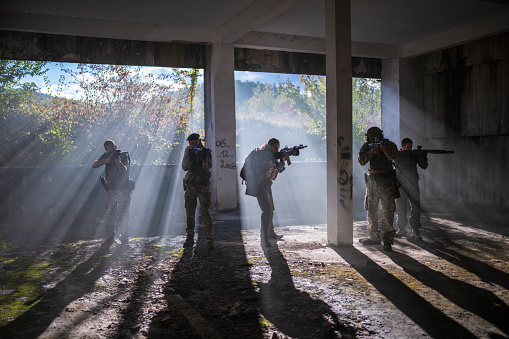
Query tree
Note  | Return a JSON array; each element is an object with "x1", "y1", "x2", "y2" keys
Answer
[
  {"x1": 0, "y1": 60, "x2": 48, "y2": 108},
  {"x1": 237, "y1": 75, "x2": 381, "y2": 160},
  {"x1": 352, "y1": 78, "x2": 381, "y2": 147},
  {"x1": 1, "y1": 61, "x2": 203, "y2": 166},
  {"x1": 0, "y1": 60, "x2": 49, "y2": 166},
  {"x1": 44, "y1": 63, "x2": 204, "y2": 165}
]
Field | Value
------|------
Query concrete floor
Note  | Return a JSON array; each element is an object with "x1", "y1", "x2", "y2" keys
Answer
[{"x1": 0, "y1": 202, "x2": 508, "y2": 338}]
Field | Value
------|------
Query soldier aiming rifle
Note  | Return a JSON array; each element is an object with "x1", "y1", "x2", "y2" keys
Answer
[
  {"x1": 394, "y1": 138, "x2": 454, "y2": 240},
  {"x1": 358, "y1": 127, "x2": 399, "y2": 252},
  {"x1": 182, "y1": 133, "x2": 214, "y2": 250},
  {"x1": 240, "y1": 139, "x2": 307, "y2": 247}
]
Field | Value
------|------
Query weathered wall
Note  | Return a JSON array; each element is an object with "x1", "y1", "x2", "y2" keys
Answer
[
  {"x1": 419, "y1": 32, "x2": 509, "y2": 208},
  {"x1": 235, "y1": 47, "x2": 381, "y2": 78},
  {"x1": 0, "y1": 30, "x2": 381, "y2": 78},
  {"x1": 0, "y1": 30, "x2": 206, "y2": 67}
]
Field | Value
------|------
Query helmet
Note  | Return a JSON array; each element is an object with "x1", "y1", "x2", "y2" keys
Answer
[
  {"x1": 366, "y1": 127, "x2": 383, "y2": 140},
  {"x1": 187, "y1": 133, "x2": 200, "y2": 141}
]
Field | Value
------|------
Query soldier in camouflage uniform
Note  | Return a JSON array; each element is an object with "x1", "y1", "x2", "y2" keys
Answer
[
  {"x1": 182, "y1": 133, "x2": 214, "y2": 249},
  {"x1": 92, "y1": 140, "x2": 133, "y2": 245},
  {"x1": 358, "y1": 127, "x2": 399, "y2": 251},
  {"x1": 250, "y1": 138, "x2": 286, "y2": 248},
  {"x1": 394, "y1": 138, "x2": 428, "y2": 241}
]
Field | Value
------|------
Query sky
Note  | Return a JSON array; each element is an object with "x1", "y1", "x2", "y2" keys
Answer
[{"x1": 24, "y1": 62, "x2": 304, "y2": 100}]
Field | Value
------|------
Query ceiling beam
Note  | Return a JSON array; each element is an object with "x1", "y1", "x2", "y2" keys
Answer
[
  {"x1": 0, "y1": 10, "x2": 217, "y2": 43},
  {"x1": 399, "y1": 12, "x2": 509, "y2": 58},
  {"x1": 234, "y1": 31, "x2": 398, "y2": 58},
  {"x1": 218, "y1": 0, "x2": 303, "y2": 44}
]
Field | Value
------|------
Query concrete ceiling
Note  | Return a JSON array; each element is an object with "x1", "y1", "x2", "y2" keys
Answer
[{"x1": 1, "y1": 0, "x2": 508, "y2": 58}]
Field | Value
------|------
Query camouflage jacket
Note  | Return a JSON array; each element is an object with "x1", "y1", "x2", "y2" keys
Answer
[
  {"x1": 182, "y1": 147, "x2": 212, "y2": 184},
  {"x1": 254, "y1": 149, "x2": 285, "y2": 182},
  {"x1": 358, "y1": 139, "x2": 398, "y2": 173},
  {"x1": 99, "y1": 151, "x2": 130, "y2": 183}
]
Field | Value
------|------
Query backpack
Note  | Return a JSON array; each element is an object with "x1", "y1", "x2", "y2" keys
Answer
[{"x1": 240, "y1": 148, "x2": 260, "y2": 185}]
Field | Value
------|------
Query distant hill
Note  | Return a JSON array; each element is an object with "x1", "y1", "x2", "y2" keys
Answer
[{"x1": 235, "y1": 80, "x2": 263, "y2": 104}]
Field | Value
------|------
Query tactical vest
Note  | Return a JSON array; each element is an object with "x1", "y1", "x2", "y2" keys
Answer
[
  {"x1": 369, "y1": 151, "x2": 392, "y2": 172},
  {"x1": 102, "y1": 151, "x2": 130, "y2": 183}
]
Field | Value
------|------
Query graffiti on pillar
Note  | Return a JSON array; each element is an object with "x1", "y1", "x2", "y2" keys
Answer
[
  {"x1": 216, "y1": 138, "x2": 236, "y2": 170},
  {"x1": 337, "y1": 136, "x2": 353, "y2": 209}
]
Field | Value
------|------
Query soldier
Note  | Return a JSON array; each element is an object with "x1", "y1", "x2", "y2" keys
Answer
[
  {"x1": 394, "y1": 138, "x2": 428, "y2": 241},
  {"x1": 242, "y1": 138, "x2": 286, "y2": 247},
  {"x1": 358, "y1": 127, "x2": 399, "y2": 251},
  {"x1": 182, "y1": 133, "x2": 214, "y2": 249},
  {"x1": 92, "y1": 140, "x2": 134, "y2": 245}
]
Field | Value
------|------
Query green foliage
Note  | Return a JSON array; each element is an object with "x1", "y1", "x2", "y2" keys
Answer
[
  {"x1": 0, "y1": 62, "x2": 203, "y2": 166},
  {"x1": 352, "y1": 78, "x2": 381, "y2": 146},
  {"x1": 237, "y1": 76, "x2": 381, "y2": 160},
  {"x1": 1, "y1": 60, "x2": 379, "y2": 166},
  {"x1": 0, "y1": 60, "x2": 48, "y2": 108}
]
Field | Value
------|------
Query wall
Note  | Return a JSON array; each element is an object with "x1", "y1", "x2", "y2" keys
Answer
[{"x1": 419, "y1": 32, "x2": 509, "y2": 208}]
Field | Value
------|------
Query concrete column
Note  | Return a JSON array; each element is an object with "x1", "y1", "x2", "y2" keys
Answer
[
  {"x1": 381, "y1": 58, "x2": 401, "y2": 143},
  {"x1": 325, "y1": 0, "x2": 353, "y2": 246},
  {"x1": 204, "y1": 43, "x2": 238, "y2": 211},
  {"x1": 400, "y1": 57, "x2": 425, "y2": 145},
  {"x1": 381, "y1": 57, "x2": 424, "y2": 146}
]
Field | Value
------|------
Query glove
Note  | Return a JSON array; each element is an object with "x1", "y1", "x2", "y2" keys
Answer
[{"x1": 189, "y1": 151, "x2": 198, "y2": 164}]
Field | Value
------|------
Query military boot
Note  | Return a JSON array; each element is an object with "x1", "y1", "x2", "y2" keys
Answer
[
  {"x1": 183, "y1": 235, "x2": 194, "y2": 248},
  {"x1": 359, "y1": 238, "x2": 381, "y2": 245},
  {"x1": 260, "y1": 233, "x2": 272, "y2": 247},
  {"x1": 268, "y1": 232, "x2": 284, "y2": 240},
  {"x1": 409, "y1": 228, "x2": 422, "y2": 241},
  {"x1": 395, "y1": 227, "x2": 407, "y2": 238},
  {"x1": 207, "y1": 240, "x2": 215, "y2": 250},
  {"x1": 383, "y1": 241, "x2": 393, "y2": 252}
]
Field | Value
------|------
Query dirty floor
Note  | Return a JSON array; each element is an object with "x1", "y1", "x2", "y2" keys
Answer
[{"x1": 1, "y1": 204, "x2": 508, "y2": 338}]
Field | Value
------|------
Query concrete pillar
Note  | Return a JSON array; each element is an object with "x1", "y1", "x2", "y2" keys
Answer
[
  {"x1": 381, "y1": 58, "x2": 401, "y2": 143},
  {"x1": 400, "y1": 57, "x2": 425, "y2": 145},
  {"x1": 325, "y1": 0, "x2": 353, "y2": 246},
  {"x1": 204, "y1": 43, "x2": 238, "y2": 211},
  {"x1": 381, "y1": 57, "x2": 424, "y2": 146}
]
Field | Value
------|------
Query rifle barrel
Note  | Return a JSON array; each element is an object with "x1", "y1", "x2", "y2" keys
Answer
[
  {"x1": 421, "y1": 150, "x2": 454, "y2": 154},
  {"x1": 398, "y1": 150, "x2": 454, "y2": 154}
]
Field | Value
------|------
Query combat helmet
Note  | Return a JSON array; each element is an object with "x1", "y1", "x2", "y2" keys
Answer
[{"x1": 366, "y1": 126, "x2": 383, "y2": 141}]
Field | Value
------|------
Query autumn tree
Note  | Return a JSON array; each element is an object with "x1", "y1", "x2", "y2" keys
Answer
[
  {"x1": 237, "y1": 75, "x2": 381, "y2": 160},
  {"x1": 39, "y1": 64, "x2": 204, "y2": 165},
  {"x1": 0, "y1": 60, "x2": 49, "y2": 166}
]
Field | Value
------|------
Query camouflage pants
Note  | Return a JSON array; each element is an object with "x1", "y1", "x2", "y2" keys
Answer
[
  {"x1": 256, "y1": 179, "x2": 275, "y2": 239},
  {"x1": 396, "y1": 176, "x2": 422, "y2": 231},
  {"x1": 364, "y1": 174, "x2": 397, "y2": 243},
  {"x1": 185, "y1": 183, "x2": 214, "y2": 242},
  {"x1": 105, "y1": 189, "x2": 132, "y2": 240}
]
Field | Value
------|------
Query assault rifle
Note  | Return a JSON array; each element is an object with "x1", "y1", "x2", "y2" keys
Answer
[
  {"x1": 399, "y1": 145, "x2": 454, "y2": 155},
  {"x1": 367, "y1": 139, "x2": 387, "y2": 158},
  {"x1": 277, "y1": 144, "x2": 307, "y2": 165},
  {"x1": 105, "y1": 149, "x2": 122, "y2": 159},
  {"x1": 188, "y1": 143, "x2": 207, "y2": 163}
]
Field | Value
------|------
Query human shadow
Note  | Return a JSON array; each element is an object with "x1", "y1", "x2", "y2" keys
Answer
[
  {"x1": 333, "y1": 247, "x2": 478, "y2": 339},
  {"x1": 148, "y1": 219, "x2": 263, "y2": 338},
  {"x1": 418, "y1": 218, "x2": 509, "y2": 290},
  {"x1": 259, "y1": 244, "x2": 344, "y2": 338},
  {"x1": 389, "y1": 249, "x2": 509, "y2": 337},
  {"x1": 0, "y1": 240, "x2": 122, "y2": 338}
]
